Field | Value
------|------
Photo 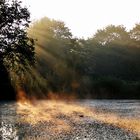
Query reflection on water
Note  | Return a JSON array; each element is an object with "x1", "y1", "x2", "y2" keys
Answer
[{"x1": 0, "y1": 122, "x2": 18, "y2": 140}]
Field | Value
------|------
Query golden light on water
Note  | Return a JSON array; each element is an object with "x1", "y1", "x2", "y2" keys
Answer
[
  {"x1": 16, "y1": 89, "x2": 29, "y2": 103},
  {"x1": 16, "y1": 99, "x2": 140, "y2": 137},
  {"x1": 10, "y1": 89, "x2": 140, "y2": 138}
]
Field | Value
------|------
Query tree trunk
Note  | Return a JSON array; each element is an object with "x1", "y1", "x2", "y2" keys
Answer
[{"x1": 0, "y1": 59, "x2": 16, "y2": 101}]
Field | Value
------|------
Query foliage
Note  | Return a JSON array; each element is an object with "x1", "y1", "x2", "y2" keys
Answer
[
  {"x1": 28, "y1": 18, "x2": 76, "y2": 94},
  {"x1": 27, "y1": 17, "x2": 140, "y2": 99},
  {"x1": 0, "y1": 0, "x2": 35, "y2": 73},
  {"x1": 92, "y1": 25, "x2": 130, "y2": 46},
  {"x1": 0, "y1": 0, "x2": 36, "y2": 98}
]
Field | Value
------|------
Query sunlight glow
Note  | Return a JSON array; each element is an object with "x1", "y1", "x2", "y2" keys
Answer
[{"x1": 23, "y1": 0, "x2": 140, "y2": 38}]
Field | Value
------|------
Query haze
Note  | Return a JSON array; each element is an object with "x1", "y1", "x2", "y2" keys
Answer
[{"x1": 23, "y1": 0, "x2": 140, "y2": 38}]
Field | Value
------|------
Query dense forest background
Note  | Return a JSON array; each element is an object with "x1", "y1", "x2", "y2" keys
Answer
[
  {"x1": 0, "y1": 0, "x2": 140, "y2": 100},
  {"x1": 26, "y1": 17, "x2": 140, "y2": 99}
]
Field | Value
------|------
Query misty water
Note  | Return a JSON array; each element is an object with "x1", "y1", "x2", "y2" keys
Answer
[
  {"x1": 78, "y1": 100, "x2": 140, "y2": 119},
  {"x1": 0, "y1": 100, "x2": 140, "y2": 140}
]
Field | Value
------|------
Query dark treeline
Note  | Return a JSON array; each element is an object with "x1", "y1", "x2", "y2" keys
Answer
[
  {"x1": 0, "y1": 0, "x2": 140, "y2": 100},
  {"x1": 27, "y1": 17, "x2": 140, "y2": 99}
]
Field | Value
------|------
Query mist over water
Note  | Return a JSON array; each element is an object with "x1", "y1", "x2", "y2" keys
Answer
[{"x1": 0, "y1": 100, "x2": 140, "y2": 139}]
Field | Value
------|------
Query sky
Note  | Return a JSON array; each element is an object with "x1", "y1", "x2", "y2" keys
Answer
[{"x1": 22, "y1": 0, "x2": 140, "y2": 38}]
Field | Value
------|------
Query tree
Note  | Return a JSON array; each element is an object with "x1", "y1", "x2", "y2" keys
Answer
[
  {"x1": 28, "y1": 17, "x2": 73, "y2": 76},
  {"x1": 129, "y1": 23, "x2": 140, "y2": 47},
  {"x1": 28, "y1": 17, "x2": 79, "y2": 93},
  {"x1": 0, "y1": 0, "x2": 35, "y2": 73},
  {"x1": 28, "y1": 17, "x2": 72, "y2": 55},
  {"x1": 93, "y1": 25, "x2": 130, "y2": 46},
  {"x1": 0, "y1": 0, "x2": 35, "y2": 99}
]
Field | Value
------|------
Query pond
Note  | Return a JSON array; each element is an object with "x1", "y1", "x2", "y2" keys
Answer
[{"x1": 0, "y1": 100, "x2": 140, "y2": 140}]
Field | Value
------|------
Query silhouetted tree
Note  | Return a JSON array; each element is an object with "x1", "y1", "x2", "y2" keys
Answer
[
  {"x1": 0, "y1": 0, "x2": 35, "y2": 100},
  {"x1": 0, "y1": 0, "x2": 35, "y2": 72}
]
